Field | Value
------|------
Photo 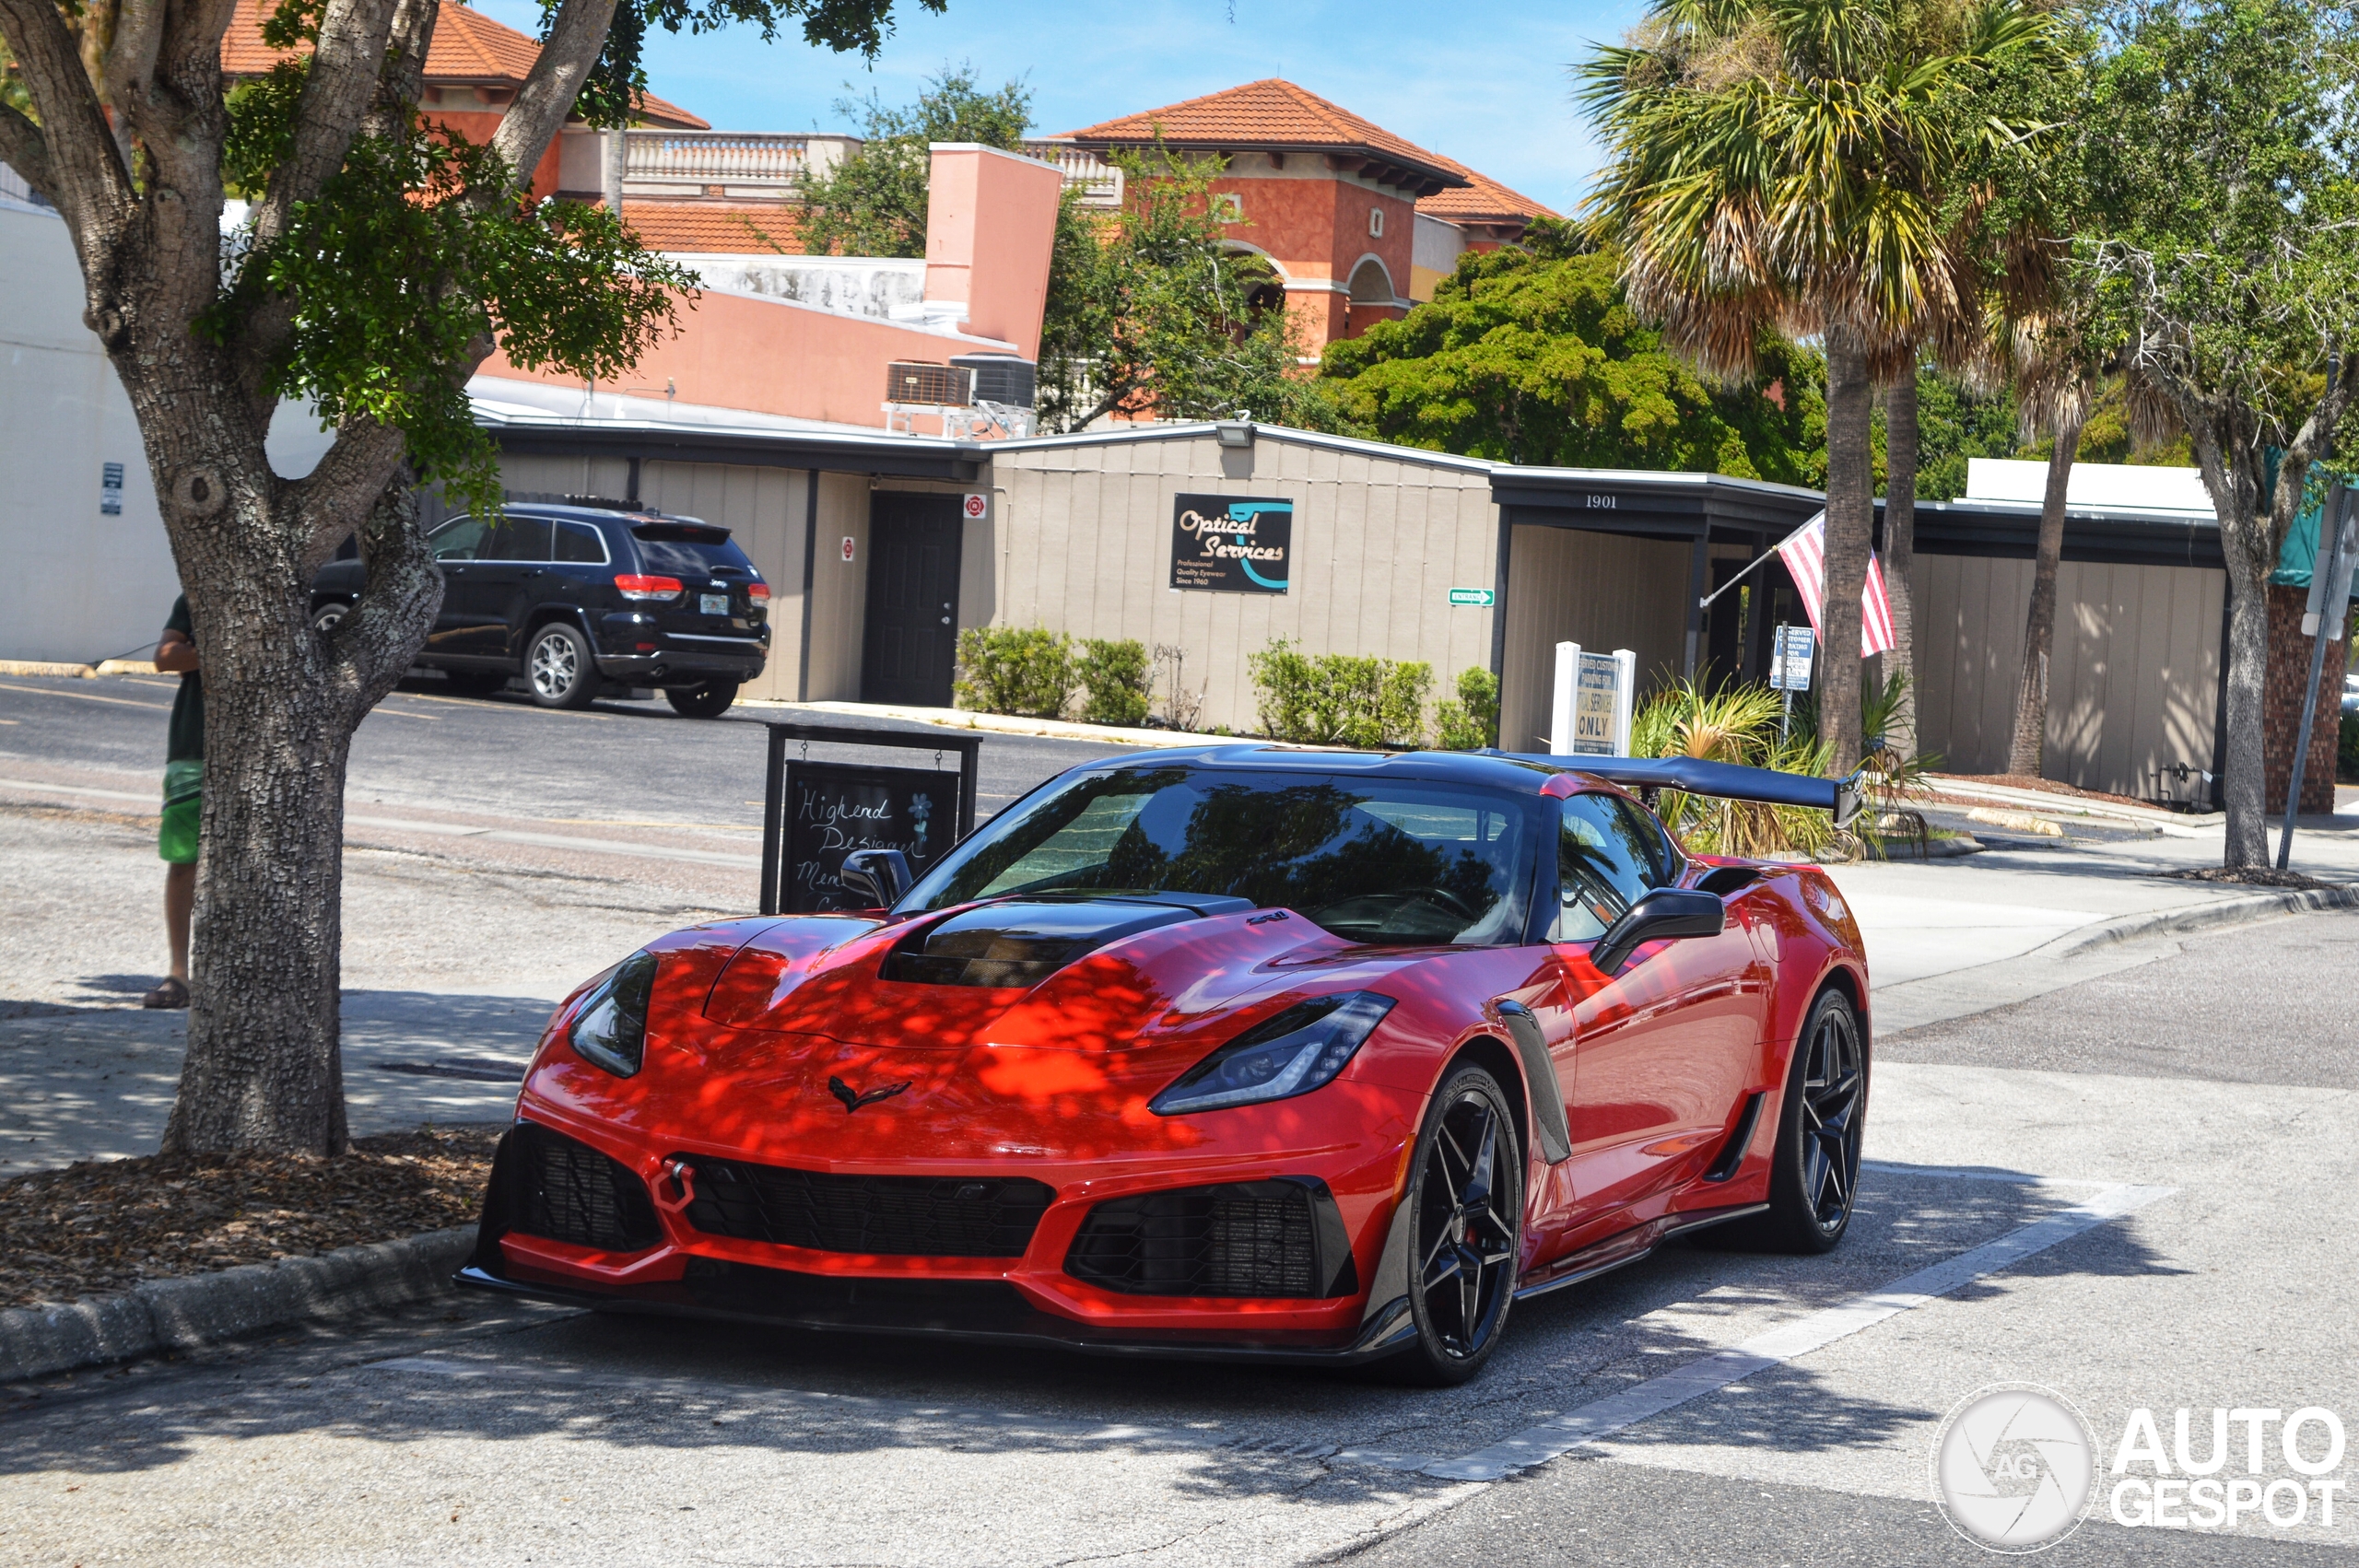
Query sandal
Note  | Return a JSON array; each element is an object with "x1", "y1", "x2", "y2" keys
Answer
[{"x1": 142, "y1": 977, "x2": 190, "y2": 1010}]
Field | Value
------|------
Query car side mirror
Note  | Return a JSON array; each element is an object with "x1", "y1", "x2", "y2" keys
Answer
[
  {"x1": 1591, "y1": 887, "x2": 1725, "y2": 977},
  {"x1": 838, "y1": 848, "x2": 913, "y2": 908}
]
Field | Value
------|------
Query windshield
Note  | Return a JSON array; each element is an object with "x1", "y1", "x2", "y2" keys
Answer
[{"x1": 902, "y1": 765, "x2": 1534, "y2": 946}]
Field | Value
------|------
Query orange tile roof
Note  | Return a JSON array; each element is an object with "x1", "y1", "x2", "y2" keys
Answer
[
  {"x1": 1416, "y1": 158, "x2": 1556, "y2": 228},
  {"x1": 1060, "y1": 79, "x2": 1467, "y2": 192},
  {"x1": 220, "y1": 0, "x2": 707, "y2": 129},
  {"x1": 621, "y1": 203, "x2": 804, "y2": 254}
]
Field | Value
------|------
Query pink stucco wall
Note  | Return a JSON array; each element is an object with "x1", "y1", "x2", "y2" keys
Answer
[{"x1": 923, "y1": 145, "x2": 1062, "y2": 358}]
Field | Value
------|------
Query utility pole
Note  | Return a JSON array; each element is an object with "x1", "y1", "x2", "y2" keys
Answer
[{"x1": 2275, "y1": 481, "x2": 2353, "y2": 869}]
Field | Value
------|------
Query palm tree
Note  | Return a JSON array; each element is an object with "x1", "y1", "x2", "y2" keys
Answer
[{"x1": 1580, "y1": 0, "x2": 2065, "y2": 773}]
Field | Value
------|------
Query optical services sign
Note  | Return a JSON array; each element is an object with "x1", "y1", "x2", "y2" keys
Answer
[{"x1": 1170, "y1": 494, "x2": 1293, "y2": 593}]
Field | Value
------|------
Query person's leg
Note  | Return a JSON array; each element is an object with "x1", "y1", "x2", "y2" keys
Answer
[{"x1": 165, "y1": 861, "x2": 194, "y2": 981}]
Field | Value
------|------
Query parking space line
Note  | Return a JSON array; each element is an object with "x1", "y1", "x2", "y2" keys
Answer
[
  {"x1": 1417, "y1": 1177, "x2": 2175, "y2": 1481},
  {"x1": 0, "y1": 680, "x2": 171, "y2": 710}
]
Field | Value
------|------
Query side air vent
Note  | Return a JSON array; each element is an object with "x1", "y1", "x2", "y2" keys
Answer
[
  {"x1": 509, "y1": 1121, "x2": 663, "y2": 1252},
  {"x1": 1703, "y1": 1091, "x2": 1767, "y2": 1182},
  {"x1": 1065, "y1": 1179, "x2": 1357, "y2": 1299},
  {"x1": 881, "y1": 899, "x2": 1196, "y2": 989}
]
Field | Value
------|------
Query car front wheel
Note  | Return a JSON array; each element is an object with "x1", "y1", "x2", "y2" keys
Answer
[
  {"x1": 1385, "y1": 1062, "x2": 1523, "y2": 1386},
  {"x1": 525, "y1": 623, "x2": 599, "y2": 710},
  {"x1": 665, "y1": 680, "x2": 740, "y2": 719}
]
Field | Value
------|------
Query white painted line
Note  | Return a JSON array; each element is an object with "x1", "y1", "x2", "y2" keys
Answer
[
  {"x1": 1419, "y1": 1180, "x2": 2175, "y2": 1481},
  {"x1": 0, "y1": 778, "x2": 154, "y2": 805}
]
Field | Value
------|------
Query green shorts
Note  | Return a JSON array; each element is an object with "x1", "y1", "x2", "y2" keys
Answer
[{"x1": 159, "y1": 759, "x2": 202, "y2": 864}]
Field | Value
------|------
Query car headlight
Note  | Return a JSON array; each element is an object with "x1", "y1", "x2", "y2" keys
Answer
[
  {"x1": 1149, "y1": 991, "x2": 1397, "y2": 1116},
  {"x1": 569, "y1": 951, "x2": 658, "y2": 1077}
]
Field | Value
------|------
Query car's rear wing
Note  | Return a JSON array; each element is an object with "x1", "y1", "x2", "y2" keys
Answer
[{"x1": 1492, "y1": 753, "x2": 1868, "y2": 830}]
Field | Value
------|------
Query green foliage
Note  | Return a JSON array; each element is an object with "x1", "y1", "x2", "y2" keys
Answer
[
  {"x1": 796, "y1": 64, "x2": 1031, "y2": 258},
  {"x1": 1433, "y1": 667, "x2": 1500, "y2": 750},
  {"x1": 954, "y1": 626, "x2": 1073, "y2": 717},
  {"x1": 2341, "y1": 711, "x2": 2359, "y2": 783},
  {"x1": 1631, "y1": 678, "x2": 1837, "y2": 857},
  {"x1": 1320, "y1": 242, "x2": 1825, "y2": 481},
  {"x1": 1904, "y1": 366, "x2": 2025, "y2": 499},
  {"x1": 1039, "y1": 143, "x2": 1348, "y2": 432},
  {"x1": 205, "y1": 93, "x2": 693, "y2": 514},
  {"x1": 1247, "y1": 640, "x2": 1431, "y2": 748},
  {"x1": 1074, "y1": 638, "x2": 1151, "y2": 725}
]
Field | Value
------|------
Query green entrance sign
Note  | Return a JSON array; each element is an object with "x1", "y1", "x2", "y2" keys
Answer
[{"x1": 1448, "y1": 587, "x2": 1496, "y2": 607}]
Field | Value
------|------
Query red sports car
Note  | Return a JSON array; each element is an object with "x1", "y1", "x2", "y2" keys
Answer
[{"x1": 462, "y1": 746, "x2": 1871, "y2": 1384}]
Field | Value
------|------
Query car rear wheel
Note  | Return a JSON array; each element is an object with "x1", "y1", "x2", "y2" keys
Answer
[
  {"x1": 665, "y1": 680, "x2": 739, "y2": 719},
  {"x1": 1733, "y1": 989, "x2": 1865, "y2": 1254},
  {"x1": 525, "y1": 623, "x2": 599, "y2": 709},
  {"x1": 1385, "y1": 1063, "x2": 1523, "y2": 1386}
]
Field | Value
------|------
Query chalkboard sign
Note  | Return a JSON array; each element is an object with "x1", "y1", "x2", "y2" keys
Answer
[
  {"x1": 757, "y1": 724, "x2": 982, "y2": 916},
  {"x1": 779, "y1": 760, "x2": 958, "y2": 912}
]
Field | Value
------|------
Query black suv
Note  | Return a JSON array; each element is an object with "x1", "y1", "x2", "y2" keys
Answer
[{"x1": 312, "y1": 502, "x2": 770, "y2": 717}]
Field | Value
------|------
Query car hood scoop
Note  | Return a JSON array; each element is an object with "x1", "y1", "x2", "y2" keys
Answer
[{"x1": 880, "y1": 898, "x2": 1229, "y2": 989}]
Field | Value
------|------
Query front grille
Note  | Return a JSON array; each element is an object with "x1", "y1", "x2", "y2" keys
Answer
[
  {"x1": 1065, "y1": 1180, "x2": 1356, "y2": 1299},
  {"x1": 513, "y1": 1122, "x2": 663, "y2": 1253},
  {"x1": 680, "y1": 1157, "x2": 1053, "y2": 1258}
]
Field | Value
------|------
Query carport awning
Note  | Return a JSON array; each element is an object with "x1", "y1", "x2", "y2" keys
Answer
[{"x1": 1489, "y1": 468, "x2": 1828, "y2": 544}]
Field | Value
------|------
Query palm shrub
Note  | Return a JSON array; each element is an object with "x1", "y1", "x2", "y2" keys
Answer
[
  {"x1": 1633, "y1": 677, "x2": 1837, "y2": 858},
  {"x1": 1074, "y1": 638, "x2": 1151, "y2": 725},
  {"x1": 954, "y1": 627, "x2": 1073, "y2": 718},
  {"x1": 1248, "y1": 640, "x2": 1431, "y2": 747},
  {"x1": 1435, "y1": 668, "x2": 1502, "y2": 750}
]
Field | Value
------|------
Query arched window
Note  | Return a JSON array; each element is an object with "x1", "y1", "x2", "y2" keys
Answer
[{"x1": 1347, "y1": 257, "x2": 1395, "y2": 306}]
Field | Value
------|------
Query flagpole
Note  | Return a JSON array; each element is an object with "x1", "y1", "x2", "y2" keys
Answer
[{"x1": 1696, "y1": 511, "x2": 1826, "y2": 611}]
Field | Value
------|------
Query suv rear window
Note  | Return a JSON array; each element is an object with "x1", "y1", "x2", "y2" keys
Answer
[{"x1": 629, "y1": 521, "x2": 752, "y2": 578}]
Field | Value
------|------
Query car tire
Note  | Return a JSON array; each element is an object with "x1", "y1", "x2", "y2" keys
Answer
[
  {"x1": 311, "y1": 603, "x2": 348, "y2": 637},
  {"x1": 440, "y1": 669, "x2": 509, "y2": 696},
  {"x1": 1727, "y1": 988, "x2": 1866, "y2": 1255},
  {"x1": 664, "y1": 680, "x2": 739, "y2": 719},
  {"x1": 1381, "y1": 1062, "x2": 1523, "y2": 1387},
  {"x1": 524, "y1": 622, "x2": 600, "y2": 710}
]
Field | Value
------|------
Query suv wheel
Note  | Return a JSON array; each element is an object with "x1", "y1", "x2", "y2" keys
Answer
[
  {"x1": 311, "y1": 603, "x2": 348, "y2": 637},
  {"x1": 665, "y1": 680, "x2": 740, "y2": 719},
  {"x1": 524, "y1": 623, "x2": 599, "y2": 709}
]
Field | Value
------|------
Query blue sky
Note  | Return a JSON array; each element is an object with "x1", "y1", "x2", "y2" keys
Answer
[{"x1": 466, "y1": 0, "x2": 1646, "y2": 214}]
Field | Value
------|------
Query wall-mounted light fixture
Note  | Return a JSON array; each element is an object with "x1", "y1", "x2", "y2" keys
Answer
[{"x1": 1214, "y1": 412, "x2": 1255, "y2": 449}]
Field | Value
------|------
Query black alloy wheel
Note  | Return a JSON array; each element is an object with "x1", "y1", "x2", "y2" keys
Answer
[
  {"x1": 1736, "y1": 989, "x2": 1866, "y2": 1253},
  {"x1": 665, "y1": 680, "x2": 740, "y2": 719},
  {"x1": 525, "y1": 622, "x2": 600, "y2": 709},
  {"x1": 1388, "y1": 1064, "x2": 1523, "y2": 1385}
]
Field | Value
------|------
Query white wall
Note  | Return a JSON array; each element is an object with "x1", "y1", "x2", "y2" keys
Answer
[
  {"x1": 1, "y1": 200, "x2": 333, "y2": 663},
  {"x1": 1964, "y1": 458, "x2": 2211, "y2": 513}
]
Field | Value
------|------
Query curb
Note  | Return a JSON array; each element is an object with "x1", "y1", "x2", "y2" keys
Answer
[
  {"x1": 0, "y1": 1224, "x2": 476, "y2": 1384},
  {"x1": 94, "y1": 659, "x2": 158, "y2": 675},
  {"x1": 2048, "y1": 884, "x2": 2359, "y2": 959},
  {"x1": 0, "y1": 660, "x2": 96, "y2": 679}
]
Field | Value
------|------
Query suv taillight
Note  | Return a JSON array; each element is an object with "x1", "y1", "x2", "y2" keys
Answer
[
  {"x1": 615, "y1": 574, "x2": 683, "y2": 601},
  {"x1": 747, "y1": 582, "x2": 771, "y2": 603}
]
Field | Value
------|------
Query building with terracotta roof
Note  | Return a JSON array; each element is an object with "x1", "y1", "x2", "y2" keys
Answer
[
  {"x1": 219, "y1": 0, "x2": 707, "y2": 200},
  {"x1": 1058, "y1": 79, "x2": 1555, "y2": 354}
]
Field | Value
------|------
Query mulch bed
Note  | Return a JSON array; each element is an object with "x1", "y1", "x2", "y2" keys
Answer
[
  {"x1": 2155, "y1": 866, "x2": 2340, "y2": 891},
  {"x1": 0, "y1": 1126, "x2": 498, "y2": 1311},
  {"x1": 1942, "y1": 773, "x2": 2158, "y2": 811}
]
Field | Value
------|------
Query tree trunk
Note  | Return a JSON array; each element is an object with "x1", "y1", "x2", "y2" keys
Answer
[
  {"x1": 1819, "y1": 324, "x2": 1873, "y2": 775},
  {"x1": 2007, "y1": 409, "x2": 2084, "y2": 777},
  {"x1": 1883, "y1": 371, "x2": 1919, "y2": 759},
  {"x1": 2219, "y1": 559, "x2": 2271, "y2": 865}
]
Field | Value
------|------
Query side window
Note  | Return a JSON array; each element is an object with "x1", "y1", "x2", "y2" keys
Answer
[
  {"x1": 1554, "y1": 793, "x2": 1661, "y2": 942},
  {"x1": 486, "y1": 517, "x2": 553, "y2": 561},
  {"x1": 554, "y1": 521, "x2": 606, "y2": 564},
  {"x1": 1608, "y1": 796, "x2": 1679, "y2": 887},
  {"x1": 428, "y1": 517, "x2": 487, "y2": 561}
]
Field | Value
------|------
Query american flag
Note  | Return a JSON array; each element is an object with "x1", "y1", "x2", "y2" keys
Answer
[{"x1": 1776, "y1": 511, "x2": 1896, "y2": 657}]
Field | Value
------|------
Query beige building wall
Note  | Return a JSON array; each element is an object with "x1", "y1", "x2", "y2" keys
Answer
[
  {"x1": 802, "y1": 471, "x2": 873, "y2": 701},
  {"x1": 640, "y1": 461, "x2": 805, "y2": 700},
  {"x1": 1912, "y1": 554, "x2": 2224, "y2": 795},
  {"x1": 497, "y1": 452, "x2": 632, "y2": 501},
  {"x1": 1496, "y1": 524, "x2": 1691, "y2": 753},
  {"x1": 988, "y1": 433, "x2": 1498, "y2": 736}
]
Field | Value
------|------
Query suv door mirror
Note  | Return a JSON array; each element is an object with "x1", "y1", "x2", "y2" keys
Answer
[
  {"x1": 1590, "y1": 887, "x2": 1724, "y2": 977},
  {"x1": 838, "y1": 848, "x2": 913, "y2": 908}
]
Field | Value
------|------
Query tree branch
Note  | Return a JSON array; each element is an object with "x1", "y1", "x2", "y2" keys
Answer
[
  {"x1": 251, "y1": 0, "x2": 403, "y2": 250},
  {"x1": 101, "y1": 0, "x2": 169, "y2": 126},
  {"x1": 490, "y1": 0, "x2": 618, "y2": 193},
  {"x1": 363, "y1": 0, "x2": 440, "y2": 141},
  {"x1": 0, "y1": 0, "x2": 135, "y2": 240},
  {"x1": 0, "y1": 104, "x2": 52, "y2": 198}
]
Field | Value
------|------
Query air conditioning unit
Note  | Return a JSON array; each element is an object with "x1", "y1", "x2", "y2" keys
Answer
[
  {"x1": 885, "y1": 361, "x2": 974, "y2": 407},
  {"x1": 950, "y1": 354, "x2": 1038, "y2": 410}
]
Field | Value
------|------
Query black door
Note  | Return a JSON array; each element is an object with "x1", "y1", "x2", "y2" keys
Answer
[{"x1": 861, "y1": 496, "x2": 963, "y2": 706}]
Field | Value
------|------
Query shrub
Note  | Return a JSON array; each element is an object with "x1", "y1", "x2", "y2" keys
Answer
[
  {"x1": 1074, "y1": 638, "x2": 1151, "y2": 725},
  {"x1": 1434, "y1": 667, "x2": 1500, "y2": 749},
  {"x1": 1632, "y1": 675, "x2": 1836, "y2": 858},
  {"x1": 1248, "y1": 639, "x2": 1430, "y2": 748},
  {"x1": 2341, "y1": 710, "x2": 2359, "y2": 783},
  {"x1": 954, "y1": 626, "x2": 1072, "y2": 717}
]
